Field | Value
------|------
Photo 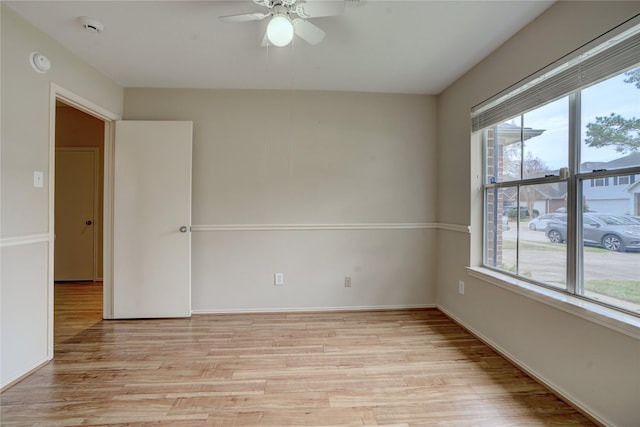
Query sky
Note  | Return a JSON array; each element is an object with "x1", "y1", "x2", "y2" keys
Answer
[{"x1": 512, "y1": 71, "x2": 640, "y2": 171}]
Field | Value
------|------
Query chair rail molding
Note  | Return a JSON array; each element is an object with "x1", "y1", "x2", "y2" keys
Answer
[
  {"x1": 191, "y1": 222, "x2": 467, "y2": 232},
  {"x1": 0, "y1": 233, "x2": 50, "y2": 248}
]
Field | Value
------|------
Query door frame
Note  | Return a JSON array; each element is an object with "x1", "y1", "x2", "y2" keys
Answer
[
  {"x1": 54, "y1": 147, "x2": 100, "y2": 282},
  {"x1": 49, "y1": 84, "x2": 121, "y2": 357}
]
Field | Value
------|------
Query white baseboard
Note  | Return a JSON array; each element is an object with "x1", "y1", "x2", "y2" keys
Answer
[
  {"x1": 1, "y1": 358, "x2": 51, "y2": 392},
  {"x1": 192, "y1": 304, "x2": 436, "y2": 315},
  {"x1": 437, "y1": 305, "x2": 608, "y2": 427}
]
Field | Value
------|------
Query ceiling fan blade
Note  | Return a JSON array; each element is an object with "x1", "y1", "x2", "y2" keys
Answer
[
  {"x1": 294, "y1": 0, "x2": 345, "y2": 18},
  {"x1": 219, "y1": 12, "x2": 269, "y2": 23},
  {"x1": 293, "y1": 18, "x2": 326, "y2": 45}
]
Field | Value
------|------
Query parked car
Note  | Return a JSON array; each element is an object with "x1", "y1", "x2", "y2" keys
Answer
[
  {"x1": 529, "y1": 213, "x2": 566, "y2": 231},
  {"x1": 545, "y1": 213, "x2": 640, "y2": 252},
  {"x1": 503, "y1": 205, "x2": 540, "y2": 218}
]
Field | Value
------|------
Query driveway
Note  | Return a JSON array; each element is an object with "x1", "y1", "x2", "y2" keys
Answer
[{"x1": 500, "y1": 223, "x2": 639, "y2": 284}]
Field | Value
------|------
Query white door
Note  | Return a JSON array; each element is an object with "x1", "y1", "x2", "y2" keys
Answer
[
  {"x1": 55, "y1": 148, "x2": 97, "y2": 281},
  {"x1": 113, "y1": 121, "x2": 192, "y2": 318}
]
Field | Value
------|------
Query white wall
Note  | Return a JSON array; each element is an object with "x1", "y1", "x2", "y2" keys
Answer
[
  {"x1": 436, "y1": 2, "x2": 640, "y2": 426},
  {"x1": 0, "y1": 5, "x2": 123, "y2": 387},
  {"x1": 124, "y1": 89, "x2": 438, "y2": 311}
]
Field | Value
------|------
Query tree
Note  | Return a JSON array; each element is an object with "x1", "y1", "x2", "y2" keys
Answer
[
  {"x1": 623, "y1": 68, "x2": 640, "y2": 89},
  {"x1": 522, "y1": 152, "x2": 548, "y2": 178},
  {"x1": 501, "y1": 148, "x2": 549, "y2": 217},
  {"x1": 584, "y1": 68, "x2": 640, "y2": 153},
  {"x1": 500, "y1": 142, "x2": 521, "y2": 179},
  {"x1": 501, "y1": 148, "x2": 550, "y2": 180},
  {"x1": 522, "y1": 153, "x2": 548, "y2": 217}
]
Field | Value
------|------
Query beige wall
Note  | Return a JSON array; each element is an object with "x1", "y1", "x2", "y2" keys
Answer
[
  {"x1": 2, "y1": 2, "x2": 639, "y2": 425},
  {"x1": 1, "y1": 5, "x2": 123, "y2": 387},
  {"x1": 55, "y1": 105, "x2": 105, "y2": 278},
  {"x1": 125, "y1": 89, "x2": 437, "y2": 224},
  {"x1": 436, "y1": 2, "x2": 640, "y2": 426},
  {"x1": 1, "y1": 6, "x2": 122, "y2": 236},
  {"x1": 124, "y1": 89, "x2": 438, "y2": 311}
]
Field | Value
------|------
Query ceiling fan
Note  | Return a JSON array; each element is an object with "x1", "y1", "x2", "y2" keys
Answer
[{"x1": 219, "y1": 0, "x2": 346, "y2": 47}]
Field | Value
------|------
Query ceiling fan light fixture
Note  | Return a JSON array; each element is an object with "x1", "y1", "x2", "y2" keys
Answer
[{"x1": 266, "y1": 14, "x2": 294, "y2": 47}]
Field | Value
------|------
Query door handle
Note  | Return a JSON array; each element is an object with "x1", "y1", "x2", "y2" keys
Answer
[
  {"x1": 85, "y1": 220, "x2": 93, "y2": 225},
  {"x1": 179, "y1": 226, "x2": 188, "y2": 233}
]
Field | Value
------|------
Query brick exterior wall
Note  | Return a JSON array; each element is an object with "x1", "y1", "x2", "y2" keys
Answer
[{"x1": 484, "y1": 127, "x2": 505, "y2": 268}]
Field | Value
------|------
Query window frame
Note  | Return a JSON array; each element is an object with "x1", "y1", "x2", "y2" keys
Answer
[{"x1": 478, "y1": 55, "x2": 640, "y2": 318}]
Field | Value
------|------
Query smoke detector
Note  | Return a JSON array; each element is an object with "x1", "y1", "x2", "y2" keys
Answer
[
  {"x1": 78, "y1": 16, "x2": 104, "y2": 33},
  {"x1": 30, "y1": 52, "x2": 51, "y2": 73}
]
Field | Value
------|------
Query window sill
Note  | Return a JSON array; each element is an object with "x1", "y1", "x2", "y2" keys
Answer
[{"x1": 467, "y1": 266, "x2": 640, "y2": 340}]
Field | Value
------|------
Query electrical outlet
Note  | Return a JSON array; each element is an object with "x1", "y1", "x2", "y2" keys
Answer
[
  {"x1": 458, "y1": 280, "x2": 465, "y2": 295},
  {"x1": 274, "y1": 273, "x2": 284, "y2": 286},
  {"x1": 344, "y1": 276, "x2": 352, "y2": 287}
]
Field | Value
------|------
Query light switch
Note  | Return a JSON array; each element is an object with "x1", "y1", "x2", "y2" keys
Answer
[{"x1": 33, "y1": 171, "x2": 44, "y2": 188}]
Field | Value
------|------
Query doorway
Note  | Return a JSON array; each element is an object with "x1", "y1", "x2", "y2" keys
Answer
[
  {"x1": 47, "y1": 84, "x2": 120, "y2": 361},
  {"x1": 53, "y1": 101, "x2": 105, "y2": 342}
]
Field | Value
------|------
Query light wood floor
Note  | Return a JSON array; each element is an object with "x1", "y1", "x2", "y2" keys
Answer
[{"x1": 0, "y1": 283, "x2": 595, "y2": 426}]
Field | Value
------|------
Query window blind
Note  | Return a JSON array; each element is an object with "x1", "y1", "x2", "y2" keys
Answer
[{"x1": 471, "y1": 19, "x2": 640, "y2": 132}]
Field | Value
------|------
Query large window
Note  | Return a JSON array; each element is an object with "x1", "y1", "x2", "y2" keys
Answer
[{"x1": 476, "y1": 24, "x2": 640, "y2": 316}]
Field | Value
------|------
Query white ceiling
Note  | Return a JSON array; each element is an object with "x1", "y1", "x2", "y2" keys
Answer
[{"x1": 5, "y1": 1, "x2": 554, "y2": 94}]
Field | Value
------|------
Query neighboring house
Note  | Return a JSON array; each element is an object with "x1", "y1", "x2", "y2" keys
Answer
[
  {"x1": 534, "y1": 181, "x2": 568, "y2": 213},
  {"x1": 501, "y1": 153, "x2": 640, "y2": 217},
  {"x1": 581, "y1": 153, "x2": 640, "y2": 215},
  {"x1": 502, "y1": 182, "x2": 567, "y2": 216}
]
